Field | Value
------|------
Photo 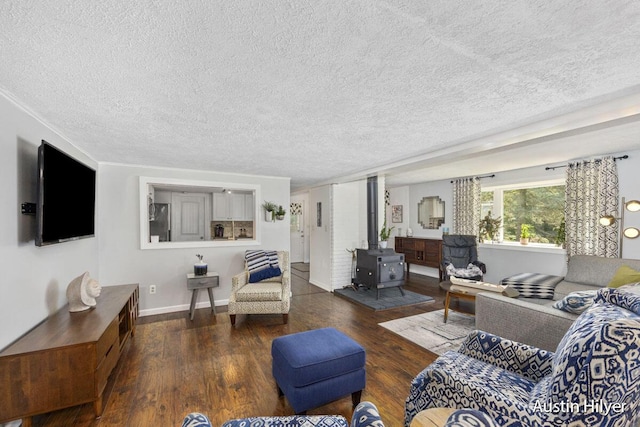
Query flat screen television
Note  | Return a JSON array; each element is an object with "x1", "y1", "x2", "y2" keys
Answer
[{"x1": 36, "y1": 140, "x2": 96, "y2": 246}]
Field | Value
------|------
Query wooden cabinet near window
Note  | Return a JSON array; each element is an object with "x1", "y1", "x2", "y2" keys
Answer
[
  {"x1": 0, "y1": 284, "x2": 139, "y2": 427},
  {"x1": 395, "y1": 237, "x2": 443, "y2": 281}
]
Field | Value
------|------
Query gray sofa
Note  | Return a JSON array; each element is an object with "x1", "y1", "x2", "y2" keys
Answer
[{"x1": 476, "y1": 254, "x2": 640, "y2": 351}]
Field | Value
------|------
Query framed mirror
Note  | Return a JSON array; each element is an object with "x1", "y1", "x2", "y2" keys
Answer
[
  {"x1": 418, "y1": 196, "x2": 445, "y2": 229},
  {"x1": 139, "y1": 176, "x2": 261, "y2": 249}
]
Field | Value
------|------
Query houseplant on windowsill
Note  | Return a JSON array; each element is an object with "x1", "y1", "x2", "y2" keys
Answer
[
  {"x1": 520, "y1": 224, "x2": 532, "y2": 245},
  {"x1": 555, "y1": 217, "x2": 566, "y2": 248},
  {"x1": 262, "y1": 201, "x2": 277, "y2": 222},
  {"x1": 379, "y1": 218, "x2": 395, "y2": 249},
  {"x1": 479, "y1": 211, "x2": 502, "y2": 243}
]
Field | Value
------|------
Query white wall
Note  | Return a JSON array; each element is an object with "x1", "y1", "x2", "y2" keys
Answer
[
  {"x1": 0, "y1": 93, "x2": 100, "y2": 350},
  {"x1": 331, "y1": 181, "x2": 366, "y2": 290},
  {"x1": 98, "y1": 164, "x2": 290, "y2": 316},
  {"x1": 309, "y1": 185, "x2": 332, "y2": 290},
  {"x1": 618, "y1": 149, "x2": 640, "y2": 258}
]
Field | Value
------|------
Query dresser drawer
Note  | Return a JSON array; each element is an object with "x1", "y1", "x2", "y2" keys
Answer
[
  {"x1": 96, "y1": 318, "x2": 118, "y2": 360},
  {"x1": 187, "y1": 274, "x2": 219, "y2": 290},
  {"x1": 95, "y1": 335, "x2": 119, "y2": 395}
]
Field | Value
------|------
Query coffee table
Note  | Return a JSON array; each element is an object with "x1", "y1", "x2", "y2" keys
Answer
[{"x1": 440, "y1": 280, "x2": 482, "y2": 323}]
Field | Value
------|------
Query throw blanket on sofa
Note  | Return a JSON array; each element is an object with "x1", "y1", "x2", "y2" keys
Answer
[
  {"x1": 499, "y1": 272, "x2": 563, "y2": 299},
  {"x1": 246, "y1": 250, "x2": 282, "y2": 283}
]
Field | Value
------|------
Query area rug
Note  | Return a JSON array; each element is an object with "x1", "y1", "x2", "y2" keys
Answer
[
  {"x1": 378, "y1": 310, "x2": 475, "y2": 355},
  {"x1": 333, "y1": 287, "x2": 434, "y2": 311}
]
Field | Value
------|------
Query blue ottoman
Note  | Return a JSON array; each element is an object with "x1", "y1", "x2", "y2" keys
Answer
[{"x1": 271, "y1": 327, "x2": 366, "y2": 414}]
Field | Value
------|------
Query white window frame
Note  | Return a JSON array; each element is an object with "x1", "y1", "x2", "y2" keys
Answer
[{"x1": 481, "y1": 178, "x2": 565, "y2": 250}]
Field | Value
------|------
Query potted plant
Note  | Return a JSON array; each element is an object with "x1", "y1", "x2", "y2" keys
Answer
[
  {"x1": 379, "y1": 218, "x2": 395, "y2": 248},
  {"x1": 520, "y1": 224, "x2": 532, "y2": 245},
  {"x1": 262, "y1": 201, "x2": 277, "y2": 222},
  {"x1": 555, "y1": 217, "x2": 566, "y2": 248},
  {"x1": 478, "y1": 211, "x2": 502, "y2": 243},
  {"x1": 275, "y1": 205, "x2": 286, "y2": 220}
]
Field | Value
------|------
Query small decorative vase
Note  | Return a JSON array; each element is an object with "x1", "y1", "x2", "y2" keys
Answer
[
  {"x1": 265, "y1": 211, "x2": 274, "y2": 222},
  {"x1": 194, "y1": 262, "x2": 208, "y2": 276},
  {"x1": 379, "y1": 241, "x2": 388, "y2": 249},
  {"x1": 276, "y1": 214, "x2": 285, "y2": 220}
]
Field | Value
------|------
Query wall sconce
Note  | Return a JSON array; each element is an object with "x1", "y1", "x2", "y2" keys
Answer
[{"x1": 599, "y1": 197, "x2": 640, "y2": 257}]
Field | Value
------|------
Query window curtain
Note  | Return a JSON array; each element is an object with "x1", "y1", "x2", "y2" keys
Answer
[
  {"x1": 452, "y1": 177, "x2": 480, "y2": 236},
  {"x1": 565, "y1": 157, "x2": 619, "y2": 257}
]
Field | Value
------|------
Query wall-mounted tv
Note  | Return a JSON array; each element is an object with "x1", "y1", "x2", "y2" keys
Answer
[{"x1": 36, "y1": 140, "x2": 96, "y2": 246}]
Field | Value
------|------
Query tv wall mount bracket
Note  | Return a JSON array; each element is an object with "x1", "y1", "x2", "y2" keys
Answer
[{"x1": 21, "y1": 202, "x2": 36, "y2": 215}]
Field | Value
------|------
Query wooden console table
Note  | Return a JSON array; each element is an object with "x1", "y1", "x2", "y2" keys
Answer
[
  {"x1": 0, "y1": 284, "x2": 139, "y2": 427},
  {"x1": 395, "y1": 237, "x2": 443, "y2": 281}
]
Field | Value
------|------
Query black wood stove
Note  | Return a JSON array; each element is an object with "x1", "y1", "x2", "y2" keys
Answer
[{"x1": 355, "y1": 248, "x2": 405, "y2": 299}]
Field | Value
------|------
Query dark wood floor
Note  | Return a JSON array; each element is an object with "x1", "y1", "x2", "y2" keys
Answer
[{"x1": 31, "y1": 269, "x2": 457, "y2": 427}]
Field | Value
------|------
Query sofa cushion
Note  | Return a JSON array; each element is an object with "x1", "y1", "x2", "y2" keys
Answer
[
  {"x1": 607, "y1": 264, "x2": 640, "y2": 288},
  {"x1": 499, "y1": 273, "x2": 563, "y2": 299},
  {"x1": 563, "y1": 255, "x2": 640, "y2": 287},
  {"x1": 235, "y1": 282, "x2": 283, "y2": 302},
  {"x1": 552, "y1": 290, "x2": 598, "y2": 314},
  {"x1": 553, "y1": 281, "x2": 601, "y2": 299}
]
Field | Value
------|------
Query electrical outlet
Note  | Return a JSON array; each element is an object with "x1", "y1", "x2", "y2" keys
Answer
[{"x1": 149, "y1": 285, "x2": 156, "y2": 294}]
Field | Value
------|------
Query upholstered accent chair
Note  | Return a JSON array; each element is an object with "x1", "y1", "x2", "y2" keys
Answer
[
  {"x1": 181, "y1": 401, "x2": 384, "y2": 427},
  {"x1": 181, "y1": 401, "x2": 497, "y2": 427},
  {"x1": 441, "y1": 234, "x2": 486, "y2": 281},
  {"x1": 229, "y1": 250, "x2": 290, "y2": 325},
  {"x1": 405, "y1": 285, "x2": 640, "y2": 427}
]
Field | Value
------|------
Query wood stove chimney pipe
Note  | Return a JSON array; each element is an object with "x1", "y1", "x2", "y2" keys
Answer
[{"x1": 367, "y1": 176, "x2": 378, "y2": 249}]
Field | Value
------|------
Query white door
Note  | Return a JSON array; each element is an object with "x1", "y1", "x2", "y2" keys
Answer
[
  {"x1": 290, "y1": 201, "x2": 304, "y2": 263},
  {"x1": 171, "y1": 193, "x2": 211, "y2": 241}
]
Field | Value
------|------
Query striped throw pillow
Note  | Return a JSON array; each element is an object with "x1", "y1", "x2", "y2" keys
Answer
[{"x1": 245, "y1": 250, "x2": 282, "y2": 283}]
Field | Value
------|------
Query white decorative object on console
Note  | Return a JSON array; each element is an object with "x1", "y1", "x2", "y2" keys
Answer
[{"x1": 66, "y1": 271, "x2": 102, "y2": 312}]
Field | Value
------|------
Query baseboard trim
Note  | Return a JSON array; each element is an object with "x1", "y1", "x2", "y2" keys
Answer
[{"x1": 139, "y1": 298, "x2": 229, "y2": 317}]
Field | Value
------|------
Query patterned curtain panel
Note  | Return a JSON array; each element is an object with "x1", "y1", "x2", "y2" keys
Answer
[
  {"x1": 565, "y1": 157, "x2": 619, "y2": 257},
  {"x1": 452, "y1": 177, "x2": 480, "y2": 236}
]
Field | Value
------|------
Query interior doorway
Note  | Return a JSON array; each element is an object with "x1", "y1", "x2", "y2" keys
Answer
[
  {"x1": 290, "y1": 200, "x2": 305, "y2": 263},
  {"x1": 290, "y1": 193, "x2": 310, "y2": 264}
]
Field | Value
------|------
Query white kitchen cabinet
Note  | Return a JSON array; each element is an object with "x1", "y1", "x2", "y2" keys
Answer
[{"x1": 213, "y1": 192, "x2": 253, "y2": 220}]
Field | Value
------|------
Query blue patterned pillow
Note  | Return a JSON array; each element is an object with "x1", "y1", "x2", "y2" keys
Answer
[
  {"x1": 246, "y1": 250, "x2": 282, "y2": 283},
  {"x1": 552, "y1": 290, "x2": 598, "y2": 314}
]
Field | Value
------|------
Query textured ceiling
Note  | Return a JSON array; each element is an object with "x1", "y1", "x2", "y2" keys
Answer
[{"x1": 2, "y1": 1, "x2": 640, "y2": 190}]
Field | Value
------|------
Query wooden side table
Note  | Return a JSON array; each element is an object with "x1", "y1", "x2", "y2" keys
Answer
[
  {"x1": 440, "y1": 280, "x2": 480, "y2": 323},
  {"x1": 187, "y1": 272, "x2": 219, "y2": 320},
  {"x1": 411, "y1": 408, "x2": 456, "y2": 427}
]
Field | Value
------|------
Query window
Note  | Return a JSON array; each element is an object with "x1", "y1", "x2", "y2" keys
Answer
[
  {"x1": 139, "y1": 176, "x2": 261, "y2": 249},
  {"x1": 482, "y1": 181, "x2": 565, "y2": 245}
]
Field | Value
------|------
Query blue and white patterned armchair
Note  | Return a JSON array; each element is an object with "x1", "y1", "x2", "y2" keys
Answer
[
  {"x1": 405, "y1": 285, "x2": 640, "y2": 427},
  {"x1": 182, "y1": 401, "x2": 498, "y2": 427},
  {"x1": 181, "y1": 401, "x2": 384, "y2": 427}
]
